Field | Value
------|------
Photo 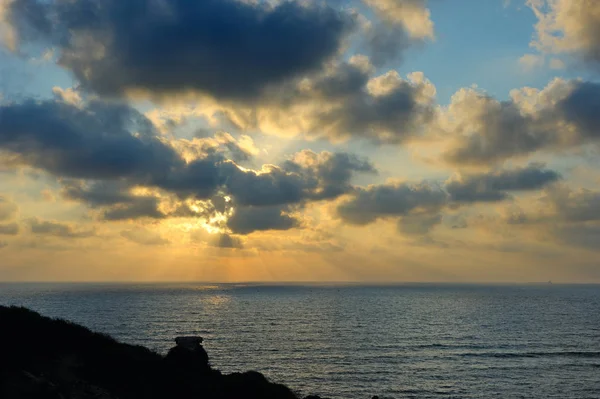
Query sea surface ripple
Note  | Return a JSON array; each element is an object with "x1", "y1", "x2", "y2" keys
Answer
[{"x1": 1, "y1": 283, "x2": 599, "y2": 398}]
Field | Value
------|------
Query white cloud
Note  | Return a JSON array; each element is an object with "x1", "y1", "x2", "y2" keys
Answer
[
  {"x1": 519, "y1": 53, "x2": 545, "y2": 71},
  {"x1": 527, "y1": 0, "x2": 600, "y2": 64},
  {"x1": 363, "y1": 0, "x2": 434, "y2": 40}
]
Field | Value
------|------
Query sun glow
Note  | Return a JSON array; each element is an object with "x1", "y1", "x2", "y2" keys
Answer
[{"x1": 169, "y1": 204, "x2": 234, "y2": 236}]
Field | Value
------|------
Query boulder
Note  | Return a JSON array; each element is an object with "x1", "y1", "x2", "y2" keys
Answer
[
  {"x1": 175, "y1": 336, "x2": 204, "y2": 351},
  {"x1": 165, "y1": 336, "x2": 210, "y2": 374}
]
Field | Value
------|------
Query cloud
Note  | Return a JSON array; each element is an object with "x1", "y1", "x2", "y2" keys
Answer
[
  {"x1": 226, "y1": 150, "x2": 376, "y2": 207},
  {"x1": 397, "y1": 213, "x2": 442, "y2": 236},
  {"x1": 220, "y1": 60, "x2": 437, "y2": 143},
  {"x1": 0, "y1": 0, "x2": 16, "y2": 50},
  {"x1": 519, "y1": 53, "x2": 545, "y2": 71},
  {"x1": 62, "y1": 180, "x2": 147, "y2": 207},
  {"x1": 543, "y1": 185, "x2": 600, "y2": 223},
  {"x1": 1, "y1": 97, "x2": 376, "y2": 232},
  {"x1": 211, "y1": 234, "x2": 243, "y2": 249},
  {"x1": 446, "y1": 164, "x2": 561, "y2": 203},
  {"x1": 120, "y1": 227, "x2": 169, "y2": 246},
  {"x1": 362, "y1": 0, "x2": 434, "y2": 40},
  {"x1": 557, "y1": 81, "x2": 600, "y2": 138},
  {"x1": 0, "y1": 196, "x2": 18, "y2": 221},
  {"x1": 337, "y1": 164, "x2": 560, "y2": 232},
  {"x1": 212, "y1": 132, "x2": 257, "y2": 163},
  {"x1": 0, "y1": 99, "x2": 182, "y2": 180},
  {"x1": 493, "y1": 186, "x2": 600, "y2": 228},
  {"x1": 496, "y1": 185, "x2": 600, "y2": 251},
  {"x1": 528, "y1": 0, "x2": 600, "y2": 67},
  {"x1": 356, "y1": 0, "x2": 433, "y2": 66},
  {"x1": 504, "y1": 205, "x2": 528, "y2": 225},
  {"x1": 227, "y1": 205, "x2": 299, "y2": 235},
  {"x1": 0, "y1": 87, "x2": 574, "y2": 245},
  {"x1": 313, "y1": 69, "x2": 436, "y2": 143},
  {"x1": 28, "y1": 218, "x2": 96, "y2": 238},
  {"x1": 52, "y1": 87, "x2": 83, "y2": 107},
  {"x1": 0, "y1": 222, "x2": 19, "y2": 235},
  {"x1": 549, "y1": 58, "x2": 565, "y2": 69},
  {"x1": 555, "y1": 223, "x2": 600, "y2": 251},
  {"x1": 61, "y1": 180, "x2": 166, "y2": 220},
  {"x1": 173, "y1": 132, "x2": 260, "y2": 164},
  {"x1": 336, "y1": 181, "x2": 448, "y2": 225},
  {"x1": 442, "y1": 79, "x2": 600, "y2": 165},
  {"x1": 102, "y1": 198, "x2": 166, "y2": 221},
  {"x1": 6, "y1": 0, "x2": 354, "y2": 100}
]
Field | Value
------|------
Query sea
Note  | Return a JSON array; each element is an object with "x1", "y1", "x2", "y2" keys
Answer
[{"x1": 0, "y1": 283, "x2": 599, "y2": 399}]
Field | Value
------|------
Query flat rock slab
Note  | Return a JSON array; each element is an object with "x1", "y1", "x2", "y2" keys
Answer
[{"x1": 175, "y1": 336, "x2": 203, "y2": 350}]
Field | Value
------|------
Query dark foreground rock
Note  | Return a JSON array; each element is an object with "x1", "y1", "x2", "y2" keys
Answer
[{"x1": 0, "y1": 306, "x2": 320, "y2": 399}]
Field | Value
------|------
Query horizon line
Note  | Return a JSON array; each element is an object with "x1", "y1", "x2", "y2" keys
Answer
[{"x1": 1, "y1": 280, "x2": 599, "y2": 285}]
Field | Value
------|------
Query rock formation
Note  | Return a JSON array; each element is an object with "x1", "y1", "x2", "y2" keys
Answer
[{"x1": 166, "y1": 336, "x2": 211, "y2": 375}]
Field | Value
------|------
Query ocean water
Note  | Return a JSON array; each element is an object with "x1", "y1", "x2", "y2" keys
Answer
[{"x1": 0, "y1": 283, "x2": 599, "y2": 398}]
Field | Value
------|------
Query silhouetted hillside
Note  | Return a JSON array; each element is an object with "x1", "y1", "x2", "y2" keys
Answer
[{"x1": 0, "y1": 306, "x2": 320, "y2": 399}]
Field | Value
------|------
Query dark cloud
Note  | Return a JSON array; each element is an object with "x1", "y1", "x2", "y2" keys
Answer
[
  {"x1": 227, "y1": 206, "x2": 299, "y2": 235},
  {"x1": 226, "y1": 150, "x2": 376, "y2": 207},
  {"x1": 302, "y1": 151, "x2": 376, "y2": 199},
  {"x1": 362, "y1": 24, "x2": 413, "y2": 67},
  {"x1": 337, "y1": 165, "x2": 560, "y2": 232},
  {"x1": 220, "y1": 61, "x2": 437, "y2": 143},
  {"x1": 0, "y1": 99, "x2": 182, "y2": 180},
  {"x1": 358, "y1": 0, "x2": 433, "y2": 67},
  {"x1": 0, "y1": 97, "x2": 375, "y2": 233},
  {"x1": 0, "y1": 223, "x2": 19, "y2": 235},
  {"x1": 102, "y1": 198, "x2": 165, "y2": 221},
  {"x1": 444, "y1": 96, "x2": 553, "y2": 165},
  {"x1": 307, "y1": 62, "x2": 371, "y2": 100},
  {"x1": 179, "y1": 153, "x2": 372, "y2": 234},
  {"x1": 28, "y1": 218, "x2": 95, "y2": 238},
  {"x1": 337, "y1": 182, "x2": 447, "y2": 225},
  {"x1": 557, "y1": 81, "x2": 600, "y2": 138},
  {"x1": 150, "y1": 148, "x2": 370, "y2": 207},
  {"x1": 444, "y1": 80, "x2": 600, "y2": 166},
  {"x1": 8, "y1": 0, "x2": 354, "y2": 100},
  {"x1": 212, "y1": 234, "x2": 243, "y2": 249},
  {"x1": 62, "y1": 180, "x2": 166, "y2": 221},
  {"x1": 224, "y1": 164, "x2": 308, "y2": 208},
  {"x1": 61, "y1": 180, "x2": 139, "y2": 207},
  {"x1": 446, "y1": 164, "x2": 561, "y2": 203},
  {"x1": 156, "y1": 155, "x2": 226, "y2": 200},
  {"x1": 308, "y1": 67, "x2": 436, "y2": 143}
]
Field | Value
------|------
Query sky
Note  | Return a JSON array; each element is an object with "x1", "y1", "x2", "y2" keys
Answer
[{"x1": 0, "y1": 0, "x2": 600, "y2": 282}]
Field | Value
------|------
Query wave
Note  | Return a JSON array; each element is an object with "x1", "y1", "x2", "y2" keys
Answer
[{"x1": 458, "y1": 351, "x2": 600, "y2": 359}]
